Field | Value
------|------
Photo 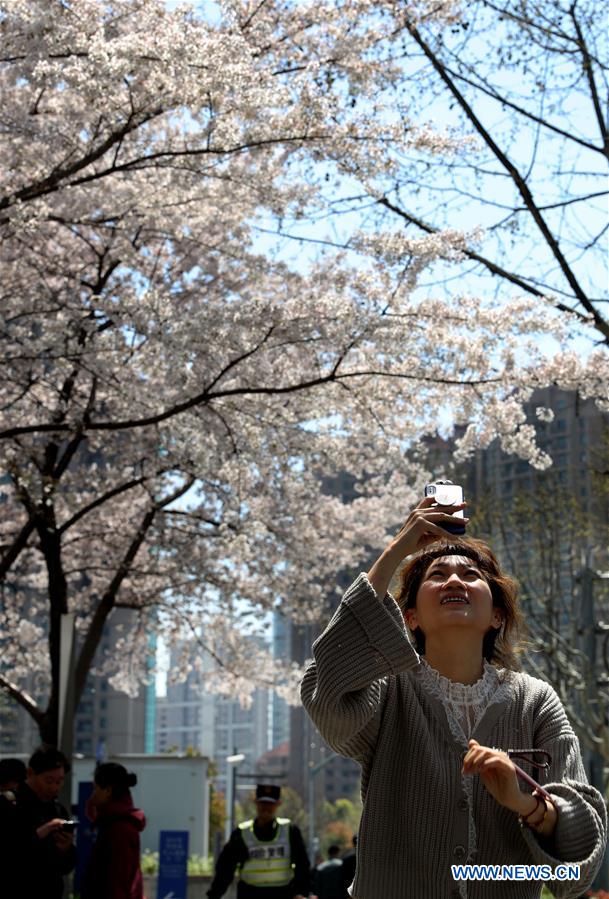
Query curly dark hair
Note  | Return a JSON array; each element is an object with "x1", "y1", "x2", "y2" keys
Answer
[{"x1": 394, "y1": 537, "x2": 524, "y2": 670}]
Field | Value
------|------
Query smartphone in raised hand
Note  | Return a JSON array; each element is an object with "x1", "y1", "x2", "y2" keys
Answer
[{"x1": 424, "y1": 480, "x2": 466, "y2": 535}]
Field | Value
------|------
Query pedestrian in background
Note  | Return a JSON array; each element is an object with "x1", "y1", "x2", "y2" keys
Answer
[
  {"x1": 0, "y1": 757, "x2": 26, "y2": 805},
  {"x1": 12, "y1": 745, "x2": 77, "y2": 899},
  {"x1": 81, "y1": 761, "x2": 146, "y2": 899},
  {"x1": 301, "y1": 494, "x2": 607, "y2": 898},
  {"x1": 311, "y1": 844, "x2": 343, "y2": 899},
  {"x1": 207, "y1": 783, "x2": 310, "y2": 899},
  {"x1": 0, "y1": 757, "x2": 27, "y2": 895},
  {"x1": 340, "y1": 836, "x2": 356, "y2": 899}
]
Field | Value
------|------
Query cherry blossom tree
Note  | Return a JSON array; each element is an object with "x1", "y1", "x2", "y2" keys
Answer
[{"x1": 0, "y1": 0, "x2": 606, "y2": 748}]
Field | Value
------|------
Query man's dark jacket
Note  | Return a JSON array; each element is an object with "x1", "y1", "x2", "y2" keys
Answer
[
  {"x1": 340, "y1": 848, "x2": 356, "y2": 898},
  {"x1": 9, "y1": 782, "x2": 77, "y2": 899},
  {"x1": 312, "y1": 857, "x2": 344, "y2": 899},
  {"x1": 207, "y1": 817, "x2": 310, "y2": 899},
  {"x1": 0, "y1": 792, "x2": 21, "y2": 897}
]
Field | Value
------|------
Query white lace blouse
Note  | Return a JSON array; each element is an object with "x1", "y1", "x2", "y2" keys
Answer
[{"x1": 416, "y1": 657, "x2": 507, "y2": 743}]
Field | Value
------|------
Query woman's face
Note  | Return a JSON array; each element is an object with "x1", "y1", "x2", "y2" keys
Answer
[
  {"x1": 406, "y1": 554, "x2": 502, "y2": 640},
  {"x1": 90, "y1": 782, "x2": 112, "y2": 807}
]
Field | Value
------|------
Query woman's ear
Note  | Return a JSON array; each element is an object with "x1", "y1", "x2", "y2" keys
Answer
[
  {"x1": 492, "y1": 607, "x2": 503, "y2": 630},
  {"x1": 404, "y1": 608, "x2": 418, "y2": 631}
]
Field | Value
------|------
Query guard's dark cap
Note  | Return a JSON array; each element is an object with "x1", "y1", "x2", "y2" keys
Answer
[{"x1": 256, "y1": 783, "x2": 281, "y2": 802}]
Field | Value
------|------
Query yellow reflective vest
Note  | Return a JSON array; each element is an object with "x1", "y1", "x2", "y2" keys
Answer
[{"x1": 238, "y1": 817, "x2": 294, "y2": 887}]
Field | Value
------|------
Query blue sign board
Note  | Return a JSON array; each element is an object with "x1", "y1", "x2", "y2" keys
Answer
[
  {"x1": 74, "y1": 781, "x2": 96, "y2": 893},
  {"x1": 157, "y1": 830, "x2": 189, "y2": 899}
]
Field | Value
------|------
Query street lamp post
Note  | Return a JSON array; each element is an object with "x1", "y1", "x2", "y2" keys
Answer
[
  {"x1": 225, "y1": 752, "x2": 245, "y2": 843},
  {"x1": 58, "y1": 612, "x2": 76, "y2": 812}
]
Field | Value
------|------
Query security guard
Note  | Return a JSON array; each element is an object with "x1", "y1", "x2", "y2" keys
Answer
[{"x1": 207, "y1": 784, "x2": 310, "y2": 899}]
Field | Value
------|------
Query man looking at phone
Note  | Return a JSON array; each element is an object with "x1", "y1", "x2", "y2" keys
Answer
[{"x1": 12, "y1": 745, "x2": 78, "y2": 898}]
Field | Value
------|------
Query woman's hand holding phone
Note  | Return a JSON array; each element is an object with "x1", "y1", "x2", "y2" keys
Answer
[{"x1": 367, "y1": 496, "x2": 469, "y2": 600}]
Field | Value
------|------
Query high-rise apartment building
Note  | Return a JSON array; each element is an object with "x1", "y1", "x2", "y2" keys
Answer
[
  {"x1": 156, "y1": 643, "x2": 271, "y2": 807},
  {"x1": 76, "y1": 609, "x2": 147, "y2": 756},
  {"x1": 214, "y1": 690, "x2": 270, "y2": 798},
  {"x1": 462, "y1": 387, "x2": 607, "y2": 530},
  {"x1": 155, "y1": 666, "x2": 215, "y2": 758}
]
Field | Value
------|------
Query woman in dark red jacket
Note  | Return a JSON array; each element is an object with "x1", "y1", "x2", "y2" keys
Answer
[{"x1": 81, "y1": 762, "x2": 146, "y2": 899}]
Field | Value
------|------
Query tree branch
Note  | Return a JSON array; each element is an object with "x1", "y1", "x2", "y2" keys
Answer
[
  {"x1": 73, "y1": 478, "x2": 195, "y2": 705},
  {"x1": 58, "y1": 475, "x2": 148, "y2": 534},
  {"x1": 568, "y1": 2, "x2": 609, "y2": 157},
  {"x1": 405, "y1": 21, "x2": 608, "y2": 342},
  {"x1": 0, "y1": 673, "x2": 43, "y2": 724},
  {"x1": 0, "y1": 366, "x2": 504, "y2": 441},
  {"x1": 0, "y1": 516, "x2": 37, "y2": 582},
  {"x1": 441, "y1": 58, "x2": 604, "y2": 155},
  {"x1": 0, "y1": 107, "x2": 164, "y2": 214},
  {"x1": 377, "y1": 196, "x2": 595, "y2": 326}
]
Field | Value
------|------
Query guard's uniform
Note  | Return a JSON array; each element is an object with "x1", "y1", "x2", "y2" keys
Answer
[
  {"x1": 207, "y1": 816, "x2": 310, "y2": 899},
  {"x1": 238, "y1": 817, "x2": 293, "y2": 888}
]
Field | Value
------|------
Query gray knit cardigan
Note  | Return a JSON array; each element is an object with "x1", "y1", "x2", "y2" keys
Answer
[{"x1": 300, "y1": 574, "x2": 607, "y2": 899}]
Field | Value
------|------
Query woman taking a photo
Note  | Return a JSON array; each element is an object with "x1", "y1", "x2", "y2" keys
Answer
[
  {"x1": 81, "y1": 762, "x2": 146, "y2": 899},
  {"x1": 301, "y1": 494, "x2": 606, "y2": 898}
]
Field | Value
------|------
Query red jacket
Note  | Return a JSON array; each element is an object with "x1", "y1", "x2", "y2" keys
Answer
[{"x1": 81, "y1": 792, "x2": 146, "y2": 899}]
